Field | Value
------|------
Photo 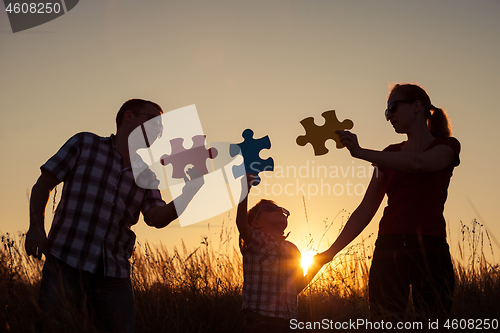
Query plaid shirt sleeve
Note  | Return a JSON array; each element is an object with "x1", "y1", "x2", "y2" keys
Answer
[
  {"x1": 141, "y1": 188, "x2": 166, "y2": 213},
  {"x1": 41, "y1": 133, "x2": 83, "y2": 182}
]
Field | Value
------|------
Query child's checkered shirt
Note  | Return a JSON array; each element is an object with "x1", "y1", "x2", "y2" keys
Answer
[{"x1": 240, "y1": 228, "x2": 303, "y2": 319}]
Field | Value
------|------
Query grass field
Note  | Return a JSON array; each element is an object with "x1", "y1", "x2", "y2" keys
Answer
[{"x1": 1, "y1": 218, "x2": 499, "y2": 332}]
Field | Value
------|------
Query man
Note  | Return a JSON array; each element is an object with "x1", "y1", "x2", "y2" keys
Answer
[{"x1": 25, "y1": 99, "x2": 203, "y2": 332}]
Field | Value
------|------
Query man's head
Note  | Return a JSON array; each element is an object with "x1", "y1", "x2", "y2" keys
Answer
[
  {"x1": 247, "y1": 199, "x2": 290, "y2": 235},
  {"x1": 116, "y1": 99, "x2": 163, "y2": 129},
  {"x1": 115, "y1": 99, "x2": 164, "y2": 148}
]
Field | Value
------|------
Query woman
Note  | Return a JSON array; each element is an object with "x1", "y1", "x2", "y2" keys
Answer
[{"x1": 317, "y1": 83, "x2": 460, "y2": 322}]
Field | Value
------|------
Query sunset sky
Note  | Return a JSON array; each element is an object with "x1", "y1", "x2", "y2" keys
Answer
[{"x1": 1, "y1": 0, "x2": 499, "y2": 263}]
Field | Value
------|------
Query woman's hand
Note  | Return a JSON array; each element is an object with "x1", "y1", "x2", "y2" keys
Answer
[
  {"x1": 312, "y1": 251, "x2": 334, "y2": 267},
  {"x1": 336, "y1": 130, "x2": 363, "y2": 158}
]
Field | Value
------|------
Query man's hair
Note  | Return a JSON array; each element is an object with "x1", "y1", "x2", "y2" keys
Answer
[
  {"x1": 116, "y1": 99, "x2": 163, "y2": 129},
  {"x1": 247, "y1": 199, "x2": 277, "y2": 225}
]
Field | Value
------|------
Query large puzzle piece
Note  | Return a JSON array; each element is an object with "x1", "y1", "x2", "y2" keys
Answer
[
  {"x1": 296, "y1": 110, "x2": 354, "y2": 156},
  {"x1": 230, "y1": 129, "x2": 274, "y2": 185},
  {"x1": 160, "y1": 135, "x2": 218, "y2": 179}
]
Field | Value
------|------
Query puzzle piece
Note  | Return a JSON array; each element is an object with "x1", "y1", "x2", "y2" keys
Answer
[
  {"x1": 296, "y1": 110, "x2": 354, "y2": 156},
  {"x1": 160, "y1": 135, "x2": 218, "y2": 179},
  {"x1": 230, "y1": 129, "x2": 274, "y2": 185}
]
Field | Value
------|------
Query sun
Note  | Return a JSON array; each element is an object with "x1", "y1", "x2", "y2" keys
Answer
[{"x1": 301, "y1": 250, "x2": 316, "y2": 275}]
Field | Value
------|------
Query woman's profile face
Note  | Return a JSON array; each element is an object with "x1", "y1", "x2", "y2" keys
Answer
[{"x1": 386, "y1": 93, "x2": 416, "y2": 134}]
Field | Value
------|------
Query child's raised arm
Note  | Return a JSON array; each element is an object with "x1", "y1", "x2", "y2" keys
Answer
[{"x1": 236, "y1": 174, "x2": 254, "y2": 244}]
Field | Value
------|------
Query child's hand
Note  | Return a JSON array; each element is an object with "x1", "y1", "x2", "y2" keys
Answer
[
  {"x1": 246, "y1": 173, "x2": 258, "y2": 191},
  {"x1": 239, "y1": 173, "x2": 257, "y2": 202}
]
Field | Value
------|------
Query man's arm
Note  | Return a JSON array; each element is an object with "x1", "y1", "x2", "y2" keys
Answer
[
  {"x1": 297, "y1": 171, "x2": 387, "y2": 292},
  {"x1": 144, "y1": 168, "x2": 204, "y2": 228},
  {"x1": 26, "y1": 170, "x2": 60, "y2": 260}
]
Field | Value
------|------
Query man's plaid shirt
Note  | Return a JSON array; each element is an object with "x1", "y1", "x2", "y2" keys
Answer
[
  {"x1": 42, "y1": 132, "x2": 166, "y2": 278},
  {"x1": 240, "y1": 228, "x2": 303, "y2": 319}
]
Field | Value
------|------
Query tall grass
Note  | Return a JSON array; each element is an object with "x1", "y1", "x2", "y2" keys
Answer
[{"x1": 1, "y1": 218, "x2": 499, "y2": 332}]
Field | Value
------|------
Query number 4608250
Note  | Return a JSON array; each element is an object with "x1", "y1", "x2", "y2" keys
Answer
[
  {"x1": 443, "y1": 319, "x2": 498, "y2": 330},
  {"x1": 5, "y1": 3, "x2": 62, "y2": 14}
]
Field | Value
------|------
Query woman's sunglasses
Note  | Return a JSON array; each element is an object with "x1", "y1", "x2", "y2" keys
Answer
[{"x1": 385, "y1": 100, "x2": 415, "y2": 120}]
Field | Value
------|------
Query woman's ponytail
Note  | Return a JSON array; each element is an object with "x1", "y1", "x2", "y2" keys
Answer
[
  {"x1": 390, "y1": 83, "x2": 453, "y2": 138},
  {"x1": 428, "y1": 105, "x2": 452, "y2": 138}
]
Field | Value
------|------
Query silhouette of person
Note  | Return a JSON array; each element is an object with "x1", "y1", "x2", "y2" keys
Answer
[
  {"x1": 236, "y1": 174, "x2": 339, "y2": 332},
  {"x1": 25, "y1": 99, "x2": 203, "y2": 333},
  {"x1": 316, "y1": 84, "x2": 459, "y2": 323}
]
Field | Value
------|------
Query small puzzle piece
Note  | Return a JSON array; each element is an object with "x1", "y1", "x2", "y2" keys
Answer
[
  {"x1": 296, "y1": 110, "x2": 353, "y2": 156},
  {"x1": 230, "y1": 129, "x2": 274, "y2": 185},
  {"x1": 160, "y1": 135, "x2": 218, "y2": 179}
]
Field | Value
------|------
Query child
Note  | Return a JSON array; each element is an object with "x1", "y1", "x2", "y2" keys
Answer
[{"x1": 236, "y1": 175, "x2": 333, "y2": 332}]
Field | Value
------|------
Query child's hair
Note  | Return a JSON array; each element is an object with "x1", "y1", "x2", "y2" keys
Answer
[{"x1": 247, "y1": 199, "x2": 277, "y2": 225}]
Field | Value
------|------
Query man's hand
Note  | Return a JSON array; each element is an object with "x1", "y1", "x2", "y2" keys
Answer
[
  {"x1": 145, "y1": 167, "x2": 205, "y2": 228},
  {"x1": 182, "y1": 167, "x2": 205, "y2": 194},
  {"x1": 25, "y1": 225, "x2": 47, "y2": 260},
  {"x1": 26, "y1": 170, "x2": 59, "y2": 260}
]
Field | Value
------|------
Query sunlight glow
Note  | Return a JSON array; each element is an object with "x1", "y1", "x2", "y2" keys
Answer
[{"x1": 301, "y1": 250, "x2": 316, "y2": 276}]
